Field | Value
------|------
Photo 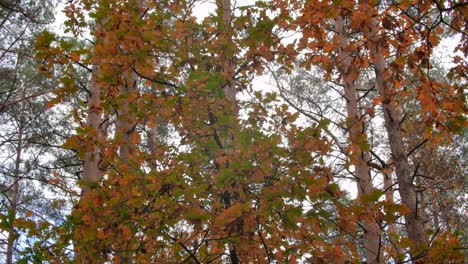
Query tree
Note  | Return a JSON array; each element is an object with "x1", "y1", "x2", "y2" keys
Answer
[
  {"x1": 270, "y1": 0, "x2": 466, "y2": 262},
  {"x1": 0, "y1": 1, "x2": 67, "y2": 263},
  {"x1": 7, "y1": 0, "x2": 466, "y2": 263}
]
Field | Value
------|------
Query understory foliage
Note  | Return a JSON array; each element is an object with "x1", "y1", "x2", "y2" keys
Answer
[{"x1": 1, "y1": 0, "x2": 466, "y2": 263}]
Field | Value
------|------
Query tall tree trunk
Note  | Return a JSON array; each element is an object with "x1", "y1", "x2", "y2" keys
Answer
[
  {"x1": 216, "y1": 0, "x2": 240, "y2": 262},
  {"x1": 82, "y1": 63, "x2": 102, "y2": 188},
  {"x1": 117, "y1": 69, "x2": 137, "y2": 167},
  {"x1": 364, "y1": 9, "x2": 426, "y2": 258},
  {"x1": 114, "y1": 60, "x2": 138, "y2": 264},
  {"x1": 383, "y1": 166, "x2": 403, "y2": 262},
  {"x1": 219, "y1": 0, "x2": 236, "y2": 103},
  {"x1": 383, "y1": 170, "x2": 394, "y2": 206},
  {"x1": 74, "y1": 47, "x2": 104, "y2": 264},
  {"x1": 114, "y1": 2, "x2": 144, "y2": 262},
  {"x1": 335, "y1": 15, "x2": 382, "y2": 264},
  {"x1": 6, "y1": 107, "x2": 24, "y2": 264}
]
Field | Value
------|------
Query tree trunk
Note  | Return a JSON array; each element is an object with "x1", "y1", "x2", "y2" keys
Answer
[
  {"x1": 364, "y1": 6, "x2": 426, "y2": 258},
  {"x1": 6, "y1": 107, "x2": 24, "y2": 264},
  {"x1": 74, "y1": 46, "x2": 104, "y2": 264},
  {"x1": 219, "y1": 0, "x2": 236, "y2": 103},
  {"x1": 114, "y1": 2, "x2": 145, "y2": 262},
  {"x1": 114, "y1": 59, "x2": 138, "y2": 264},
  {"x1": 82, "y1": 63, "x2": 102, "y2": 188},
  {"x1": 383, "y1": 166, "x2": 404, "y2": 262},
  {"x1": 335, "y1": 15, "x2": 382, "y2": 264},
  {"x1": 117, "y1": 69, "x2": 137, "y2": 166},
  {"x1": 216, "y1": 0, "x2": 240, "y2": 262}
]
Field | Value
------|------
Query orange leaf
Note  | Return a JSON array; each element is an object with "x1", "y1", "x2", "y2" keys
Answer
[
  {"x1": 373, "y1": 96, "x2": 382, "y2": 106},
  {"x1": 70, "y1": 52, "x2": 80, "y2": 62}
]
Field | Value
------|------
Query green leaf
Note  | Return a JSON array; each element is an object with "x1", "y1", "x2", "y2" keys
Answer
[
  {"x1": 361, "y1": 189, "x2": 383, "y2": 203},
  {"x1": 186, "y1": 207, "x2": 208, "y2": 221},
  {"x1": 359, "y1": 140, "x2": 371, "y2": 151}
]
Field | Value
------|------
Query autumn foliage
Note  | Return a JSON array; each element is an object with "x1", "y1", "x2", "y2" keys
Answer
[{"x1": 3, "y1": 0, "x2": 466, "y2": 263}]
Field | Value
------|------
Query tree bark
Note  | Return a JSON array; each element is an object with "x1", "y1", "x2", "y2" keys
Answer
[
  {"x1": 383, "y1": 166, "x2": 404, "y2": 262},
  {"x1": 117, "y1": 70, "x2": 137, "y2": 166},
  {"x1": 114, "y1": 55, "x2": 138, "y2": 264},
  {"x1": 76, "y1": 0, "x2": 142, "y2": 260},
  {"x1": 335, "y1": 15, "x2": 382, "y2": 264},
  {"x1": 114, "y1": 2, "x2": 144, "y2": 262},
  {"x1": 82, "y1": 63, "x2": 102, "y2": 188},
  {"x1": 74, "y1": 44, "x2": 104, "y2": 264},
  {"x1": 364, "y1": 6, "x2": 426, "y2": 258},
  {"x1": 215, "y1": 0, "x2": 240, "y2": 262},
  {"x1": 219, "y1": 0, "x2": 236, "y2": 103},
  {"x1": 6, "y1": 105, "x2": 24, "y2": 264}
]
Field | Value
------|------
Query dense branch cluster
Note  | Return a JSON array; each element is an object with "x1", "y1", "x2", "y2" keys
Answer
[{"x1": 0, "y1": 0, "x2": 466, "y2": 263}]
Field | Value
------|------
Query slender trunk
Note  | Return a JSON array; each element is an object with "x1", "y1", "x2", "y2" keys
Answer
[
  {"x1": 82, "y1": 64, "x2": 102, "y2": 188},
  {"x1": 74, "y1": 51, "x2": 103, "y2": 264},
  {"x1": 383, "y1": 167, "x2": 404, "y2": 262},
  {"x1": 117, "y1": 70, "x2": 137, "y2": 166},
  {"x1": 335, "y1": 15, "x2": 382, "y2": 264},
  {"x1": 429, "y1": 190, "x2": 439, "y2": 230},
  {"x1": 114, "y1": 2, "x2": 144, "y2": 262},
  {"x1": 114, "y1": 61, "x2": 137, "y2": 264},
  {"x1": 6, "y1": 110, "x2": 24, "y2": 264},
  {"x1": 383, "y1": 168, "x2": 396, "y2": 233},
  {"x1": 216, "y1": 0, "x2": 239, "y2": 262},
  {"x1": 421, "y1": 153, "x2": 442, "y2": 231},
  {"x1": 219, "y1": 0, "x2": 236, "y2": 102},
  {"x1": 383, "y1": 171, "x2": 394, "y2": 205},
  {"x1": 364, "y1": 11, "x2": 426, "y2": 257},
  {"x1": 75, "y1": 0, "x2": 144, "y2": 261}
]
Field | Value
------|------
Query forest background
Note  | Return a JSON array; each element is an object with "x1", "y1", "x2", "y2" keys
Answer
[{"x1": 0, "y1": 0, "x2": 466, "y2": 263}]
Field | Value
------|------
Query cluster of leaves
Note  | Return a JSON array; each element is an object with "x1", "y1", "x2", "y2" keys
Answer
[
  {"x1": 2, "y1": 0, "x2": 466, "y2": 263},
  {"x1": 0, "y1": 0, "x2": 82, "y2": 263}
]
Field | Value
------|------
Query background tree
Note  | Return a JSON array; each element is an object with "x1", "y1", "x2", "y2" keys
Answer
[
  {"x1": 1, "y1": 0, "x2": 465, "y2": 263},
  {"x1": 0, "y1": 1, "x2": 77, "y2": 263}
]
